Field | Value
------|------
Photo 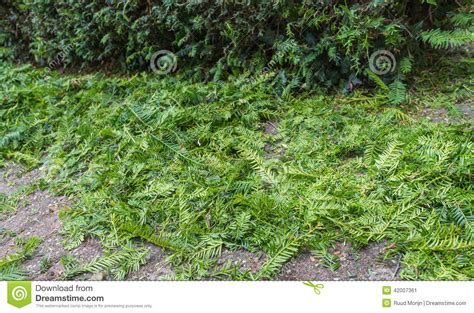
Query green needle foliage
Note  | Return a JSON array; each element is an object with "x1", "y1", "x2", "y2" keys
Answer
[
  {"x1": 0, "y1": 236, "x2": 42, "y2": 280},
  {"x1": 1, "y1": 1, "x2": 472, "y2": 91},
  {"x1": 0, "y1": 55, "x2": 473, "y2": 280},
  {"x1": 62, "y1": 245, "x2": 150, "y2": 280}
]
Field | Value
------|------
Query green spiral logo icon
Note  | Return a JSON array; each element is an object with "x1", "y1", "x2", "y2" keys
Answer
[
  {"x1": 7, "y1": 281, "x2": 32, "y2": 308},
  {"x1": 12, "y1": 286, "x2": 28, "y2": 301}
]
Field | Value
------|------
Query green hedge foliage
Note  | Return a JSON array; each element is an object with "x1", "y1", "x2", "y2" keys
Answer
[{"x1": 1, "y1": 0, "x2": 472, "y2": 87}]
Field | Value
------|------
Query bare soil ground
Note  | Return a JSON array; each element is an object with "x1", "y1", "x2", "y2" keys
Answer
[
  {"x1": 277, "y1": 242, "x2": 400, "y2": 281},
  {"x1": 418, "y1": 99, "x2": 474, "y2": 124},
  {"x1": 0, "y1": 164, "x2": 103, "y2": 280}
]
